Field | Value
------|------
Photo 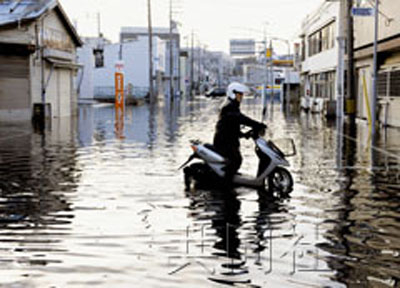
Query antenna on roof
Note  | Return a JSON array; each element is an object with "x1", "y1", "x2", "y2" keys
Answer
[
  {"x1": 9, "y1": 0, "x2": 23, "y2": 13},
  {"x1": 97, "y1": 12, "x2": 102, "y2": 38}
]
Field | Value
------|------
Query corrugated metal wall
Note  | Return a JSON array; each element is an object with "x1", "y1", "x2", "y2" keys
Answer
[{"x1": 0, "y1": 55, "x2": 30, "y2": 111}]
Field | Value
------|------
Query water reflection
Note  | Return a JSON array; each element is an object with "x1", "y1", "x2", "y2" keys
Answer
[
  {"x1": 0, "y1": 97, "x2": 399, "y2": 287},
  {"x1": 316, "y1": 121, "x2": 400, "y2": 287},
  {"x1": 0, "y1": 117, "x2": 79, "y2": 270},
  {"x1": 186, "y1": 185, "x2": 290, "y2": 286}
]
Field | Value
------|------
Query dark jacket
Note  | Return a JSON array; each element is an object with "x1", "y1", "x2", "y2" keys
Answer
[{"x1": 213, "y1": 99, "x2": 264, "y2": 156}]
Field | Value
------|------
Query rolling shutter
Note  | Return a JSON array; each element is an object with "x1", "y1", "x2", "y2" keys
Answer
[{"x1": 0, "y1": 55, "x2": 30, "y2": 110}]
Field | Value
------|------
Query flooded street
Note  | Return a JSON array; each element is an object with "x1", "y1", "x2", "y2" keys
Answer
[{"x1": 0, "y1": 97, "x2": 399, "y2": 287}]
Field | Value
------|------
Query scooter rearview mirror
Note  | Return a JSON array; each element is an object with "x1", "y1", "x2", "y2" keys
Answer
[{"x1": 178, "y1": 154, "x2": 196, "y2": 170}]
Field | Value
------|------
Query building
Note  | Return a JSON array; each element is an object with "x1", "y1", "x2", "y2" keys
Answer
[
  {"x1": 353, "y1": 0, "x2": 400, "y2": 127},
  {"x1": 178, "y1": 47, "x2": 233, "y2": 96},
  {"x1": 179, "y1": 49, "x2": 190, "y2": 96},
  {"x1": 76, "y1": 36, "x2": 110, "y2": 101},
  {"x1": 205, "y1": 51, "x2": 233, "y2": 89},
  {"x1": 299, "y1": 1, "x2": 342, "y2": 114},
  {"x1": 77, "y1": 35, "x2": 166, "y2": 102},
  {"x1": 0, "y1": 0, "x2": 82, "y2": 121},
  {"x1": 230, "y1": 39, "x2": 256, "y2": 58},
  {"x1": 120, "y1": 26, "x2": 180, "y2": 99}
]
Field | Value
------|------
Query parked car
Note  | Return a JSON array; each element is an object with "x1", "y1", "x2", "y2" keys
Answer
[{"x1": 205, "y1": 87, "x2": 226, "y2": 98}]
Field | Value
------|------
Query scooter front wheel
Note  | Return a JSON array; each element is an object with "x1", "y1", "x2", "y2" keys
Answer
[{"x1": 268, "y1": 167, "x2": 293, "y2": 194}]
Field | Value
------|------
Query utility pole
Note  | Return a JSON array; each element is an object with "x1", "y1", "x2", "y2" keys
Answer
[
  {"x1": 336, "y1": 0, "x2": 346, "y2": 122},
  {"x1": 147, "y1": 0, "x2": 154, "y2": 103},
  {"x1": 197, "y1": 42, "x2": 201, "y2": 92},
  {"x1": 169, "y1": 0, "x2": 174, "y2": 101},
  {"x1": 40, "y1": 18, "x2": 46, "y2": 123},
  {"x1": 269, "y1": 40, "x2": 274, "y2": 107},
  {"x1": 346, "y1": 0, "x2": 355, "y2": 119},
  {"x1": 371, "y1": 0, "x2": 379, "y2": 136},
  {"x1": 190, "y1": 31, "x2": 194, "y2": 97},
  {"x1": 262, "y1": 27, "x2": 268, "y2": 116},
  {"x1": 287, "y1": 42, "x2": 291, "y2": 113}
]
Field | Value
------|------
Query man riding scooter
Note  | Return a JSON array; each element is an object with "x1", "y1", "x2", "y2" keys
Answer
[{"x1": 213, "y1": 82, "x2": 267, "y2": 186}]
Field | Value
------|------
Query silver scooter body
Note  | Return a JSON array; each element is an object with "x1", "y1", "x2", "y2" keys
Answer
[{"x1": 183, "y1": 133, "x2": 294, "y2": 189}]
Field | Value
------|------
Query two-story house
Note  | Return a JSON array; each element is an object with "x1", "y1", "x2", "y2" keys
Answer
[{"x1": 0, "y1": 0, "x2": 82, "y2": 121}]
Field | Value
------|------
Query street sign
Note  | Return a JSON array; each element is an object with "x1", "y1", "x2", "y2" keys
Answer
[
  {"x1": 351, "y1": 7, "x2": 375, "y2": 17},
  {"x1": 266, "y1": 48, "x2": 272, "y2": 58}
]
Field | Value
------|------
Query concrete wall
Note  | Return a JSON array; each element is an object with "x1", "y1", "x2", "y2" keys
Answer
[
  {"x1": 76, "y1": 44, "x2": 95, "y2": 99},
  {"x1": 354, "y1": 0, "x2": 400, "y2": 127},
  {"x1": 300, "y1": 1, "x2": 341, "y2": 111},
  {"x1": 301, "y1": 2, "x2": 340, "y2": 75},
  {"x1": 33, "y1": 10, "x2": 77, "y2": 118},
  {"x1": 354, "y1": 0, "x2": 400, "y2": 49},
  {"x1": 302, "y1": 48, "x2": 338, "y2": 75}
]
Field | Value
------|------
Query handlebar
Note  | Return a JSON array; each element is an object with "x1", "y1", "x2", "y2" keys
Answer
[{"x1": 242, "y1": 126, "x2": 266, "y2": 140}]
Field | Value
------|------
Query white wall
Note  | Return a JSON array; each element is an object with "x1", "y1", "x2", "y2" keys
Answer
[
  {"x1": 302, "y1": 48, "x2": 337, "y2": 74},
  {"x1": 77, "y1": 36, "x2": 166, "y2": 97},
  {"x1": 76, "y1": 45, "x2": 95, "y2": 99},
  {"x1": 354, "y1": 0, "x2": 400, "y2": 49},
  {"x1": 301, "y1": 2, "x2": 340, "y2": 74}
]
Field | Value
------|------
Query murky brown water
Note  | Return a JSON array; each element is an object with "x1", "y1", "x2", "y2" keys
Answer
[{"x1": 0, "y1": 97, "x2": 399, "y2": 287}]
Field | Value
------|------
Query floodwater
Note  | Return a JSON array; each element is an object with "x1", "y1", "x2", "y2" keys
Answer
[{"x1": 0, "y1": 97, "x2": 399, "y2": 287}]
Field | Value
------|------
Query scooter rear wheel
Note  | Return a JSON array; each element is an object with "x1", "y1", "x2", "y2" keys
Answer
[{"x1": 268, "y1": 167, "x2": 293, "y2": 194}]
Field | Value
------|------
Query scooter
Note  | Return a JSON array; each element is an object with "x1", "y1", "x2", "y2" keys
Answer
[{"x1": 180, "y1": 129, "x2": 296, "y2": 194}]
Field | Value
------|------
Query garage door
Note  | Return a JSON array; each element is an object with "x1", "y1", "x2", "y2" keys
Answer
[
  {"x1": 0, "y1": 55, "x2": 30, "y2": 110},
  {"x1": 58, "y1": 69, "x2": 71, "y2": 117}
]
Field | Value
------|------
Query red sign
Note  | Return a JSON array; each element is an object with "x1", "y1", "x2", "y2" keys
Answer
[{"x1": 115, "y1": 61, "x2": 124, "y2": 108}]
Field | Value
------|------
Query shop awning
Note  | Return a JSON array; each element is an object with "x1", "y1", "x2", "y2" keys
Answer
[{"x1": 45, "y1": 58, "x2": 82, "y2": 70}]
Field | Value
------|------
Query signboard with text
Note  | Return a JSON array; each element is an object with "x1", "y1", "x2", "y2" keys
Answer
[
  {"x1": 351, "y1": 7, "x2": 375, "y2": 17},
  {"x1": 230, "y1": 39, "x2": 256, "y2": 57},
  {"x1": 115, "y1": 61, "x2": 124, "y2": 109}
]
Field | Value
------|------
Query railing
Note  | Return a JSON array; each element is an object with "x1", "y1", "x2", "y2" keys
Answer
[{"x1": 94, "y1": 86, "x2": 149, "y2": 102}]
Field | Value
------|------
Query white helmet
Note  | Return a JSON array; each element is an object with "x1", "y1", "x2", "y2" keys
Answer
[{"x1": 227, "y1": 82, "x2": 249, "y2": 100}]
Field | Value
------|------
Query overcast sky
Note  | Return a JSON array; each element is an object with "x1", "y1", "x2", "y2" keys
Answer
[{"x1": 61, "y1": 0, "x2": 323, "y2": 54}]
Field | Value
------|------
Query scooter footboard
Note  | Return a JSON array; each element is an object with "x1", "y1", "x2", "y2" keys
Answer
[{"x1": 233, "y1": 174, "x2": 264, "y2": 187}]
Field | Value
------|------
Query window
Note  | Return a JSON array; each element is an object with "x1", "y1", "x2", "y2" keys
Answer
[
  {"x1": 390, "y1": 70, "x2": 400, "y2": 97},
  {"x1": 309, "y1": 71, "x2": 335, "y2": 99},
  {"x1": 301, "y1": 38, "x2": 306, "y2": 61},
  {"x1": 328, "y1": 72, "x2": 335, "y2": 100},
  {"x1": 378, "y1": 71, "x2": 388, "y2": 96},
  {"x1": 93, "y1": 48, "x2": 104, "y2": 68},
  {"x1": 330, "y1": 24, "x2": 336, "y2": 49},
  {"x1": 378, "y1": 70, "x2": 400, "y2": 97},
  {"x1": 307, "y1": 21, "x2": 335, "y2": 57}
]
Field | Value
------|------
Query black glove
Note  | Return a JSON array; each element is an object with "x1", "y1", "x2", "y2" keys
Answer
[
  {"x1": 243, "y1": 130, "x2": 253, "y2": 139},
  {"x1": 259, "y1": 123, "x2": 267, "y2": 130},
  {"x1": 257, "y1": 123, "x2": 267, "y2": 136}
]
